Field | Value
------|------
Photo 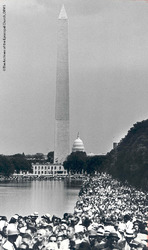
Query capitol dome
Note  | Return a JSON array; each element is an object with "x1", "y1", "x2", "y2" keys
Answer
[{"x1": 72, "y1": 134, "x2": 85, "y2": 152}]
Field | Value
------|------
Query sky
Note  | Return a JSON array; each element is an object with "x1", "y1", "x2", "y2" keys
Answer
[{"x1": 0, "y1": 0, "x2": 148, "y2": 155}]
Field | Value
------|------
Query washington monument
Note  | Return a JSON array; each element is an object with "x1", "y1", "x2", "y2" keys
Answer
[{"x1": 54, "y1": 6, "x2": 70, "y2": 164}]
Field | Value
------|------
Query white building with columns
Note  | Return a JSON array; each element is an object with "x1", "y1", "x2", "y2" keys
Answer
[{"x1": 32, "y1": 163, "x2": 67, "y2": 176}]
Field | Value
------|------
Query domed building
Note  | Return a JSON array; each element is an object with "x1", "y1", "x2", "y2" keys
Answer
[{"x1": 72, "y1": 133, "x2": 85, "y2": 152}]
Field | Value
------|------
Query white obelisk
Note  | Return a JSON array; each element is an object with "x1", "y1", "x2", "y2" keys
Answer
[{"x1": 54, "y1": 5, "x2": 70, "y2": 164}]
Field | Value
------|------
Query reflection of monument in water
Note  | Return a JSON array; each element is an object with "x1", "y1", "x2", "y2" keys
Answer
[{"x1": 54, "y1": 5, "x2": 70, "y2": 164}]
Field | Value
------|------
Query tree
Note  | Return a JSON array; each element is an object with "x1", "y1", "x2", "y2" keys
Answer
[
  {"x1": 34, "y1": 153, "x2": 45, "y2": 160},
  {"x1": 103, "y1": 119, "x2": 148, "y2": 191},
  {"x1": 0, "y1": 155, "x2": 14, "y2": 177},
  {"x1": 86, "y1": 155, "x2": 106, "y2": 175},
  {"x1": 63, "y1": 152, "x2": 87, "y2": 174},
  {"x1": 9, "y1": 154, "x2": 32, "y2": 174},
  {"x1": 47, "y1": 151, "x2": 54, "y2": 163}
]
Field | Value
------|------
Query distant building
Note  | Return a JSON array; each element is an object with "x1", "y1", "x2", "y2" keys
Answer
[
  {"x1": 72, "y1": 133, "x2": 85, "y2": 153},
  {"x1": 25, "y1": 154, "x2": 48, "y2": 162},
  {"x1": 87, "y1": 152, "x2": 95, "y2": 157},
  {"x1": 32, "y1": 163, "x2": 67, "y2": 176}
]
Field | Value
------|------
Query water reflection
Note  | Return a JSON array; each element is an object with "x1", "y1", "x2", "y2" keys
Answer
[{"x1": 0, "y1": 179, "x2": 82, "y2": 219}]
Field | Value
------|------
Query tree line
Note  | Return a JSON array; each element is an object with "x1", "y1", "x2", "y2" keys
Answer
[
  {"x1": 63, "y1": 119, "x2": 148, "y2": 191},
  {"x1": 103, "y1": 119, "x2": 148, "y2": 191},
  {"x1": 0, "y1": 119, "x2": 148, "y2": 191},
  {"x1": 63, "y1": 152, "x2": 106, "y2": 175},
  {"x1": 0, "y1": 151, "x2": 55, "y2": 177},
  {"x1": 0, "y1": 154, "x2": 32, "y2": 177}
]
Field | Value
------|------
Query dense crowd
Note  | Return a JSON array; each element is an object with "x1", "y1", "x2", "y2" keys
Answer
[{"x1": 0, "y1": 173, "x2": 147, "y2": 249}]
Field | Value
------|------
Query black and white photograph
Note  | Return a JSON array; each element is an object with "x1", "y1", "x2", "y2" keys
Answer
[{"x1": 0, "y1": 0, "x2": 148, "y2": 249}]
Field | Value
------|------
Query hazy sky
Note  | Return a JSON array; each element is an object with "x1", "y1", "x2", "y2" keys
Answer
[{"x1": 0, "y1": 0, "x2": 148, "y2": 155}]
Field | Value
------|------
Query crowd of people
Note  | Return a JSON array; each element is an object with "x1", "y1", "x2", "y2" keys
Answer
[{"x1": 0, "y1": 173, "x2": 147, "y2": 249}]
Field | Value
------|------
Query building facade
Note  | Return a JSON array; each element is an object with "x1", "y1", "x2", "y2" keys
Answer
[{"x1": 32, "y1": 163, "x2": 67, "y2": 176}]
